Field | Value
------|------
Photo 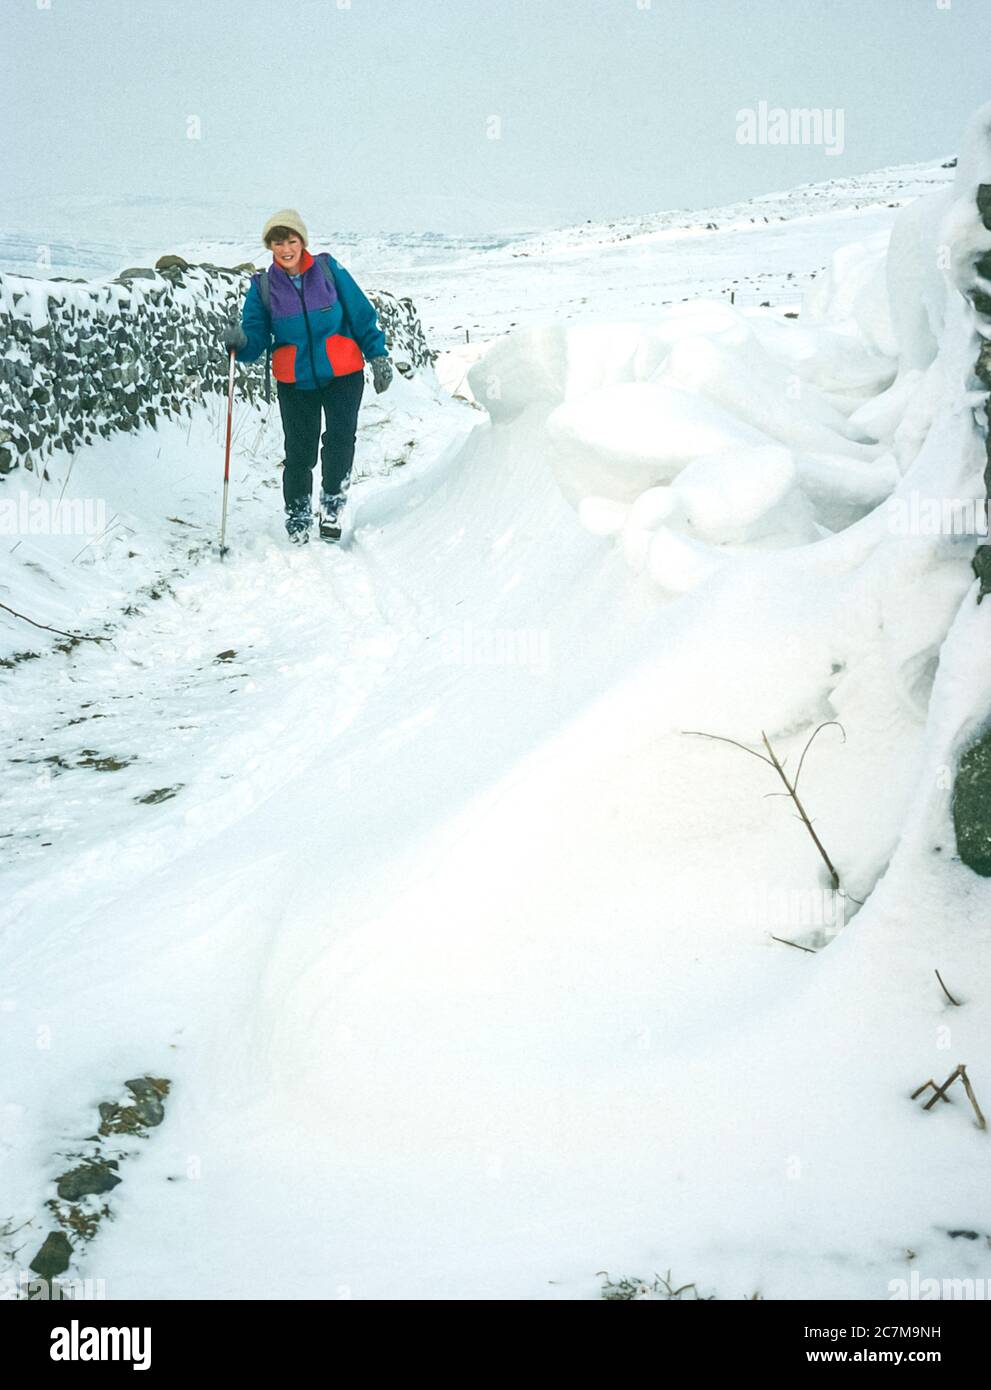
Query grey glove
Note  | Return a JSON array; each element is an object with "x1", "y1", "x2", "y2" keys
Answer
[
  {"x1": 223, "y1": 320, "x2": 247, "y2": 351},
  {"x1": 370, "y1": 355, "x2": 393, "y2": 394}
]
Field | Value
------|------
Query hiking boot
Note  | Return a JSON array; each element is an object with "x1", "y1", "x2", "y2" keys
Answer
[
  {"x1": 319, "y1": 490, "x2": 344, "y2": 542},
  {"x1": 318, "y1": 512, "x2": 342, "y2": 542},
  {"x1": 286, "y1": 503, "x2": 313, "y2": 543}
]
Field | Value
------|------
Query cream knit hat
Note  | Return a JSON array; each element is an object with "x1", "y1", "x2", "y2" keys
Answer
[{"x1": 262, "y1": 208, "x2": 308, "y2": 246}]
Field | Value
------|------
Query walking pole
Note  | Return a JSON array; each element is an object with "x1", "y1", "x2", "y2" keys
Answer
[{"x1": 219, "y1": 347, "x2": 236, "y2": 559}]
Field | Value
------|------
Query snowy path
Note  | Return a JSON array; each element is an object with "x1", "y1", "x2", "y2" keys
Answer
[{"x1": 3, "y1": 385, "x2": 983, "y2": 1301}]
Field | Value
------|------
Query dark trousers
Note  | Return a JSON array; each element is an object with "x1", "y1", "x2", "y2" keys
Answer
[{"x1": 277, "y1": 371, "x2": 365, "y2": 515}]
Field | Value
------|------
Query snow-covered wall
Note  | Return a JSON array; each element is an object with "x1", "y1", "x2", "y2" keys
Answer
[
  {"x1": 962, "y1": 180, "x2": 991, "y2": 594},
  {"x1": 949, "y1": 114, "x2": 991, "y2": 874},
  {"x1": 0, "y1": 255, "x2": 437, "y2": 477}
]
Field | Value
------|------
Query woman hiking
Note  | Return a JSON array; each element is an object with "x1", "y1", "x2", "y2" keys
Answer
[{"x1": 223, "y1": 208, "x2": 393, "y2": 543}]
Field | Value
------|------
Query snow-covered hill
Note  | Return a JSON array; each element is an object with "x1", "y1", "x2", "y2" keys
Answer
[
  {"x1": 2, "y1": 125, "x2": 990, "y2": 1301},
  {"x1": 0, "y1": 155, "x2": 954, "y2": 343}
]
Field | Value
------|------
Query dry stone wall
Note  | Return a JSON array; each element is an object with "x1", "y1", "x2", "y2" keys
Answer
[{"x1": 0, "y1": 254, "x2": 437, "y2": 477}]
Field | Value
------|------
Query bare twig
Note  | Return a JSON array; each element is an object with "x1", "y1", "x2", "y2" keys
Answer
[
  {"x1": 683, "y1": 730, "x2": 774, "y2": 766},
  {"x1": 911, "y1": 1079, "x2": 950, "y2": 1103},
  {"x1": 959, "y1": 1065, "x2": 987, "y2": 1130},
  {"x1": 794, "y1": 721, "x2": 845, "y2": 793},
  {"x1": 71, "y1": 513, "x2": 121, "y2": 563},
  {"x1": 922, "y1": 1068, "x2": 960, "y2": 1110},
  {"x1": 656, "y1": 1269, "x2": 701, "y2": 1299},
  {"x1": 56, "y1": 454, "x2": 78, "y2": 509},
  {"x1": 935, "y1": 970, "x2": 960, "y2": 1006},
  {"x1": 770, "y1": 934, "x2": 818, "y2": 954},
  {"x1": 761, "y1": 731, "x2": 840, "y2": 890},
  {"x1": 916, "y1": 1064, "x2": 987, "y2": 1129},
  {"x1": 0, "y1": 601, "x2": 108, "y2": 644},
  {"x1": 683, "y1": 724, "x2": 842, "y2": 891}
]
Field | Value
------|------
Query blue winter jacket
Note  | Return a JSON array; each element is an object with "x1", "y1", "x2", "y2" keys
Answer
[{"x1": 235, "y1": 248, "x2": 387, "y2": 391}]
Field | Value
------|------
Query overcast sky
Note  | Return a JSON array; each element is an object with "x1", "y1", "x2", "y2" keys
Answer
[{"x1": 5, "y1": 0, "x2": 989, "y2": 234}]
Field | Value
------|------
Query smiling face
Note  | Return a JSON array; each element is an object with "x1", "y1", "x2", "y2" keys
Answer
[{"x1": 268, "y1": 232, "x2": 305, "y2": 274}]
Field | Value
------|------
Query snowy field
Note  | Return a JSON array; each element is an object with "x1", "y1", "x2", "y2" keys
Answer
[{"x1": 2, "y1": 137, "x2": 991, "y2": 1301}]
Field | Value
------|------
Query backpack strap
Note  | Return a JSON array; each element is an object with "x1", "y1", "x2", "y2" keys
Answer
[
  {"x1": 317, "y1": 253, "x2": 359, "y2": 351},
  {"x1": 316, "y1": 253, "x2": 335, "y2": 296},
  {"x1": 254, "y1": 269, "x2": 273, "y2": 403},
  {"x1": 256, "y1": 266, "x2": 271, "y2": 312}
]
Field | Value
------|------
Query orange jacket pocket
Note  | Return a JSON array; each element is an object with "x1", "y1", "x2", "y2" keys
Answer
[
  {"x1": 325, "y1": 335, "x2": 365, "y2": 376},
  {"x1": 272, "y1": 344, "x2": 297, "y2": 383}
]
